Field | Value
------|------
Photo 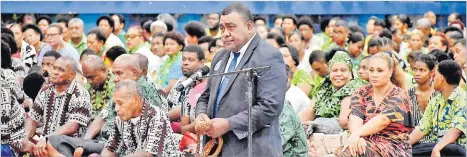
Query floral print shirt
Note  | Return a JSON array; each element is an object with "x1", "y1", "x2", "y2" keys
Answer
[{"x1": 418, "y1": 86, "x2": 467, "y2": 148}]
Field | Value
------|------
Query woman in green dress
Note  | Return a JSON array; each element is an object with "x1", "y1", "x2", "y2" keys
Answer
[
  {"x1": 299, "y1": 50, "x2": 367, "y2": 129},
  {"x1": 156, "y1": 31, "x2": 185, "y2": 95}
]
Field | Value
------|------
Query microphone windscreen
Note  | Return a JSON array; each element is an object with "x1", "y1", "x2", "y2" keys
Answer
[{"x1": 200, "y1": 65, "x2": 210, "y2": 75}]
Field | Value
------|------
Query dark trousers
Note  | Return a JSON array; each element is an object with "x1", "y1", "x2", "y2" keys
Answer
[
  {"x1": 413, "y1": 142, "x2": 466, "y2": 157},
  {"x1": 48, "y1": 135, "x2": 105, "y2": 156}
]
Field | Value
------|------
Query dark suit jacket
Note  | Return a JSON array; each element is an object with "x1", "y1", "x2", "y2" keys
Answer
[{"x1": 196, "y1": 34, "x2": 287, "y2": 157}]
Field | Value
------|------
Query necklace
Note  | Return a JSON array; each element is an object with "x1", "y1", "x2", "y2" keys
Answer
[{"x1": 91, "y1": 74, "x2": 111, "y2": 111}]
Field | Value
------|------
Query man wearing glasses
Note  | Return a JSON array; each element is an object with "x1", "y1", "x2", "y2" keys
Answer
[
  {"x1": 126, "y1": 26, "x2": 154, "y2": 68},
  {"x1": 38, "y1": 24, "x2": 80, "y2": 65}
]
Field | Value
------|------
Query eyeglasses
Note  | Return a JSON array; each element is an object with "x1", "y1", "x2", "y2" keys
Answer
[
  {"x1": 45, "y1": 33, "x2": 61, "y2": 38},
  {"x1": 124, "y1": 34, "x2": 142, "y2": 40}
]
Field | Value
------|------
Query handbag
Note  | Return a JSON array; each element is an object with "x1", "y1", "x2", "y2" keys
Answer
[{"x1": 311, "y1": 132, "x2": 348, "y2": 156}]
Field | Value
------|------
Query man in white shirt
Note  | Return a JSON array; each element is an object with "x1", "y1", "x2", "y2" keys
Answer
[
  {"x1": 39, "y1": 24, "x2": 79, "y2": 64},
  {"x1": 148, "y1": 32, "x2": 168, "y2": 82},
  {"x1": 96, "y1": 15, "x2": 125, "y2": 56}
]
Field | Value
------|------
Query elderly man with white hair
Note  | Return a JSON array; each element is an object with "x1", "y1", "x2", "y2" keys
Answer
[
  {"x1": 416, "y1": 18, "x2": 432, "y2": 39},
  {"x1": 68, "y1": 18, "x2": 87, "y2": 54},
  {"x1": 150, "y1": 20, "x2": 167, "y2": 36},
  {"x1": 157, "y1": 13, "x2": 177, "y2": 32},
  {"x1": 100, "y1": 80, "x2": 178, "y2": 157}
]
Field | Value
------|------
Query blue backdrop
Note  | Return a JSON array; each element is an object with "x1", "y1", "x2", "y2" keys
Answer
[
  {"x1": 1, "y1": 1, "x2": 465, "y2": 15},
  {"x1": 2, "y1": 1, "x2": 466, "y2": 34}
]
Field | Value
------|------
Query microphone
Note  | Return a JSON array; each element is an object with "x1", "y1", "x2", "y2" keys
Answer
[{"x1": 176, "y1": 66, "x2": 210, "y2": 91}]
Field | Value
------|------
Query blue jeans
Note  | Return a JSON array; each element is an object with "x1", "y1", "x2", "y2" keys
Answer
[{"x1": 413, "y1": 142, "x2": 466, "y2": 157}]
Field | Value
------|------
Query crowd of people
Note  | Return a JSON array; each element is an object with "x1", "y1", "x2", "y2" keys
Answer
[{"x1": 1, "y1": 2, "x2": 466, "y2": 157}]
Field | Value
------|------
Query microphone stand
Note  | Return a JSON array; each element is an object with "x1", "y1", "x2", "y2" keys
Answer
[{"x1": 199, "y1": 65, "x2": 271, "y2": 157}]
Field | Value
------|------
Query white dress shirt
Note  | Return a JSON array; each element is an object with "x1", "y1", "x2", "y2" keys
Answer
[{"x1": 286, "y1": 85, "x2": 311, "y2": 113}]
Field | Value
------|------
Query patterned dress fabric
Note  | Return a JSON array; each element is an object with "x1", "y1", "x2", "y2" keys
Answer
[
  {"x1": 167, "y1": 77, "x2": 191, "y2": 109},
  {"x1": 0, "y1": 87, "x2": 26, "y2": 156},
  {"x1": 0, "y1": 68, "x2": 24, "y2": 104},
  {"x1": 105, "y1": 100, "x2": 179, "y2": 156},
  {"x1": 335, "y1": 85, "x2": 414, "y2": 157},
  {"x1": 97, "y1": 101, "x2": 118, "y2": 144},
  {"x1": 314, "y1": 51, "x2": 367, "y2": 118},
  {"x1": 11, "y1": 58, "x2": 28, "y2": 79},
  {"x1": 29, "y1": 79, "x2": 92, "y2": 136},
  {"x1": 407, "y1": 87, "x2": 439, "y2": 143},
  {"x1": 137, "y1": 77, "x2": 168, "y2": 113},
  {"x1": 99, "y1": 77, "x2": 168, "y2": 143},
  {"x1": 20, "y1": 41, "x2": 37, "y2": 68},
  {"x1": 279, "y1": 100, "x2": 308, "y2": 157}
]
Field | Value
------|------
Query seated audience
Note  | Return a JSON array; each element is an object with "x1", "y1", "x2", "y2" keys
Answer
[
  {"x1": 335, "y1": 52, "x2": 414, "y2": 157},
  {"x1": 308, "y1": 49, "x2": 328, "y2": 98},
  {"x1": 41, "y1": 51, "x2": 61, "y2": 81},
  {"x1": 266, "y1": 32, "x2": 286, "y2": 48},
  {"x1": 299, "y1": 50, "x2": 366, "y2": 130},
  {"x1": 279, "y1": 65, "x2": 308, "y2": 156},
  {"x1": 100, "y1": 80, "x2": 179, "y2": 157},
  {"x1": 156, "y1": 31, "x2": 185, "y2": 94},
  {"x1": 410, "y1": 60, "x2": 466, "y2": 156},
  {"x1": 280, "y1": 44, "x2": 312, "y2": 113},
  {"x1": 26, "y1": 57, "x2": 92, "y2": 157},
  {"x1": 167, "y1": 45, "x2": 207, "y2": 134},
  {"x1": 408, "y1": 54, "x2": 439, "y2": 129},
  {"x1": 0, "y1": 86, "x2": 33, "y2": 156},
  {"x1": 357, "y1": 56, "x2": 371, "y2": 82}
]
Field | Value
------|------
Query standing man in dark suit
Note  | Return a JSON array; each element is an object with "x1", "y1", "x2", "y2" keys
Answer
[{"x1": 195, "y1": 2, "x2": 287, "y2": 157}]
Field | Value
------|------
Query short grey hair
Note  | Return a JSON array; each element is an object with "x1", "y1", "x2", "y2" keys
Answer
[
  {"x1": 335, "y1": 19, "x2": 348, "y2": 29},
  {"x1": 82, "y1": 55, "x2": 106, "y2": 70},
  {"x1": 58, "y1": 56, "x2": 79, "y2": 73},
  {"x1": 416, "y1": 18, "x2": 431, "y2": 28},
  {"x1": 133, "y1": 53, "x2": 148, "y2": 70},
  {"x1": 114, "y1": 79, "x2": 143, "y2": 98},
  {"x1": 113, "y1": 54, "x2": 141, "y2": 71},
  {"x1": 157, "y1": 14, "x2": 177, "y2": 30},
  {"x1": 68, "y1": 18, "x2": 84, "y2": 27},
  {"x1": 150, "y1": 21, "x2": 167, "y2": 33},
  {"x1": 424, "y1": 11, "x2": 435, "y2": 17},
  {"x1": 330, "y1": 17, "x2": 341, "y2": 25}
]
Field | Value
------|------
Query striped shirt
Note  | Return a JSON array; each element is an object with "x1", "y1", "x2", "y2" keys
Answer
[
  {"x1": 20, "y1": 40, "x2": 37, "y2": 68},
  {"x1": 408, "y1": 87, "x2": 438, "y2": 143},
  {"x1": 0, "y1": 86, "x2": 26, "y2": 156}
]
